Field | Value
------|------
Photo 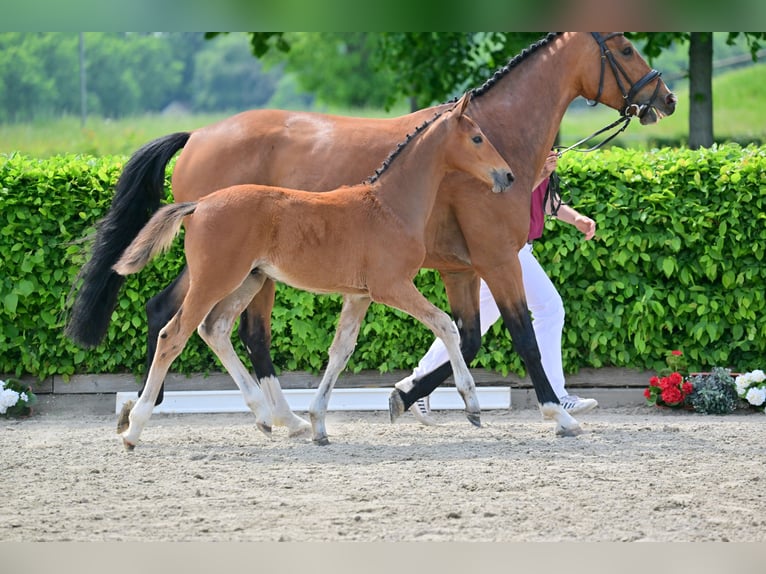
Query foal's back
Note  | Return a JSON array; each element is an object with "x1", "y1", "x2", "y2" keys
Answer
[{"x1": 184, "y1": 182, "x2": 424, "y2": 296}]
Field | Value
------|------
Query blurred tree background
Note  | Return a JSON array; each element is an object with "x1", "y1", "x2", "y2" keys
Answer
[{"x1": 0, "y1": 32, "x2": 763, "y2": 149}]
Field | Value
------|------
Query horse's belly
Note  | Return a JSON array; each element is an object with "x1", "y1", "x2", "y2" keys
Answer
[{"x1": 258, "y1": 263, "x2": 367, "y2": 296}]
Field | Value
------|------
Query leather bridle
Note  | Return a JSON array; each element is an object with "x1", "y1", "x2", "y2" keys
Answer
[
  {"x1": 555, "y1": 33, "x2": 664, "y2": 156},
  {"x1": 589, "y1": 32, "x2": 663, "y2": 119}
]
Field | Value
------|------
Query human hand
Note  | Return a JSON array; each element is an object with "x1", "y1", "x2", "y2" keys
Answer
[
  {"x1": 574, "y1": 214, "x2": 596, "y2": 240},
  {"x1": 539, "y1": 151, "x2": 558, "y2": 180}
]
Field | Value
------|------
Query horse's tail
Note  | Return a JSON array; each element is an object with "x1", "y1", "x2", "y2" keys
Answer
[
  {"x1": 65, "y1": 131, "x2": 191, "y2": 348},
  {"x1": 113, "y1": 202, "x2": 197, "y2": 276}
]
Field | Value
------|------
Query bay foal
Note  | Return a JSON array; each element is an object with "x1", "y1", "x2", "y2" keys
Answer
[{"x1": 112, "y1": 94, "x2": 514, "y2": 449}]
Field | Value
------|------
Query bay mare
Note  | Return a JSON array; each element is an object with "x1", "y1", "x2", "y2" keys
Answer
[
  {"x1": 66, "y1": 33, "x2": 677, "y2": 437},
  {"x1": 112, "y1": 95, "x2": 514, "y2": 448}
]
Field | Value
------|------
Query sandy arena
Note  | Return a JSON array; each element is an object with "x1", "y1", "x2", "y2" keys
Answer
[{"x1": 1, "y1": 397, "x2": 764, "y2": 542}]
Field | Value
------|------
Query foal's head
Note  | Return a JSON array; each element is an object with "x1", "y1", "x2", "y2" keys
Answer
[{"x1": 444, "y1": 92, "x2": 515, "y2": 194}]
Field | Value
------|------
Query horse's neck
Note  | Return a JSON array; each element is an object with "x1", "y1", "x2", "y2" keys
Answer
[
  {"x1": 370, "y1": 123, "x2": 449, "y2": 229},
  {"x1": 470, "y1": 33, "x2": 582, "y2": 190}
]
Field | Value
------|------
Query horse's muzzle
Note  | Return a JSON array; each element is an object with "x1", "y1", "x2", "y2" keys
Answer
[{"x1": 492, "y1": 169, "x2": 514, "y2": 193}]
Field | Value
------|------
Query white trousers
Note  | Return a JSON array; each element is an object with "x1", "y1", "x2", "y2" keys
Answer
[{"x1": 411, "y1": 242, "x2": 568, "y2": 399}]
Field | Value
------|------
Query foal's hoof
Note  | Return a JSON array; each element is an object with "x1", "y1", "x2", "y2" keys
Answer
[
  {"x1": 116, "y1": 400, "x2": 134, "y2": 435},
  {"x1": 466, "y1": 411, "x2": 482, "y2": 428},
  {"x1": 388, "y1": 390, "x2": 406, "y2": 423},
  {"x1": 256, "y1": 422, "x2": 273, "y2": 438},
  {"x1": 555, "y1": 424, "x2": 584, "y2": 438},
  {"x1": 122, "y1": 437, "x2": 136, "y2": 452},
  {"x1": 313, "y1": 436, "x2": 331, "y2": 446}
]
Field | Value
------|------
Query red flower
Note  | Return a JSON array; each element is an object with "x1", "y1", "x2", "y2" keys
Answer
[
  {"x1": 644, "y1": 388, "x2": 652, "y2": 399},
  {"x1": 661, "y1": 386, "x2": 683, "y2": 405},
  {"x1": 671, "y1": 350, "x2": 683, "y2": 356},
  {"x1": 649, "y1": 376, "x2": 660, "y2": 387},
  {"x1": 681, "y1": 382, "x2": 693, "y2": 395}
]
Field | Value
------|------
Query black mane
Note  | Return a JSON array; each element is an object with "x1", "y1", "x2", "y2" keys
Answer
[
  {"x1": 365, "y1": 33, "x2": 561, "y2": 185},
  {"x1": 452, "y1": 32, "x2": 561, "y2": 102},
  {"x1": 365, "y1": 110, "x2": 444, "y2": 185}
]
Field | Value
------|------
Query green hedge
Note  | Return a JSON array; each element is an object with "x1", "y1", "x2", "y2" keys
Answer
[{"x1": 1, "y1": 144, "x2": 764, "y2": 382}]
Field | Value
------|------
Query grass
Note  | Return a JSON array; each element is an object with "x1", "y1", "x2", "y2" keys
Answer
[{"x1": 0, "y1": 65, "x2": 763, "y2": 158}]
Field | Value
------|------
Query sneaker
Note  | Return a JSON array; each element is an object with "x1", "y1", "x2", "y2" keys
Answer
[
  {"x1": 411, "y1": 395, "x2": 438, "y2": 426},
  {"x1": 559, "y1": 394, "x2": 598, "y2": 415}
]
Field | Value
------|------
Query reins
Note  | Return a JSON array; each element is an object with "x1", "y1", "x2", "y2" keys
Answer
[{"x1": 553, "y1": 114, "x2": 632, "y2": 157}]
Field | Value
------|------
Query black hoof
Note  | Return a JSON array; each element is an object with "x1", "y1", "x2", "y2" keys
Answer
[
  {"x1": 313, "y1": 436, "x2": 330, "y2": 446},
  {"x1": 388, "y1": 390, "x2": 406, "y2": 423},
  {"x1": 466, "y1": 412, "x2": 482, "y2": 428}
]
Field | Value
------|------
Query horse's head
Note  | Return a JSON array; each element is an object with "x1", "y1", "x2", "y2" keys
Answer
[
  {"x1": 444, "y1": 92, "x2": 515, "y2": 193},
  {"x1": 581, "y1": 32, "x2": 677, "y2": 125}
]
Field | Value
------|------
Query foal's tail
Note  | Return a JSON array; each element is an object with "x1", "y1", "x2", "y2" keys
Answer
[
  {"x1": 65, "y1": 132, "x2": 191, "y2": 348},
  {"x1": 113, "y1": 202, "x2": 197, "y2": 276}
]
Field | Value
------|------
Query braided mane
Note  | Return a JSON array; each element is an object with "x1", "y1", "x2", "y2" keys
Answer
[
  {"x1": 451, "y1": 32, "x2": 562, "y2": 103},
  {"x1": 365, "y1": 33, "x2": 561, "y2": 185},
  {"x1": 365, "y1": 110, "x2": 444, "y2": 184}
]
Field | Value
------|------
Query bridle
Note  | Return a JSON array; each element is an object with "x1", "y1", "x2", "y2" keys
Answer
[
  {"x1": 555, "y1": 32, "x2": 663, "y2": 156},
  {"x1": 589, "y1": 32, "x2": 663, "y2": 119}
]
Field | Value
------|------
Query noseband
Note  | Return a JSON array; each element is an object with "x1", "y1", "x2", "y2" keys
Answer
[{"x1": 589, "y1": 32, "x2": 662, "y2": 119}]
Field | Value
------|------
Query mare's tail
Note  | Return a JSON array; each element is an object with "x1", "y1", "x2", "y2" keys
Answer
[
  {"x1": 64, "y1": 132, "x2": 191, "y2": 348},
  {"x1": 113, "y1": 202, "x2": 197, "y2": 276}
]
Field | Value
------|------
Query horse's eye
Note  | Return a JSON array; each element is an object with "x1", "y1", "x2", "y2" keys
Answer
[
  {"x1": 622, "y1": 47, "x2": 633, "y2": 57},
  {"x1": 472, "y1": 135, "x2": 483, "y2": 144}
]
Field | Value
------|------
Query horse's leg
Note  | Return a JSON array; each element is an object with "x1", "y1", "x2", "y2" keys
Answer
[
  {"x1": 238, "y1": 280, "x2": 311, "y2": 437},
  {"x1": 381, "y1": 281, "x2": 481, "y2": 427},
  {"x1": 197, "y1": 274, "x2": 275, "y2": 438},
  {"x1": 120, "y1": 290, "x2": 228, "y2": 450},
  {"x1": 393, "y1": 270, "x2": 483, "y2": 410},
  {"x1": 140, "y1": 268, "x2": 190, "y2": 406},
  {"x1": 308, "y1": 294, "x2": 371, "y2": 446},
  {"x1": 481, "y1": 264, "x2": 582, "y2": 437}
]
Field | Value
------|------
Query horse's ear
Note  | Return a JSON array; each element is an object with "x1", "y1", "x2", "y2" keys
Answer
[{"x1": 457, "y1": 91, "x2": 471, "y2": 117}]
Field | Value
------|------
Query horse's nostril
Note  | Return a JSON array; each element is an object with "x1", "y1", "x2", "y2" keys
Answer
[{"x1": 507, "y1": 171, "x2": 515, "y2": 183}]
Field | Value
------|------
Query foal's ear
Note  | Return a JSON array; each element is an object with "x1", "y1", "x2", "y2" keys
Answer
[{"x1": 456, "y1": 91, "x2": 471, "y2": 117}]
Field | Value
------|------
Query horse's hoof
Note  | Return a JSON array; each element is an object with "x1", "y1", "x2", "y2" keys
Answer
[
  {"x1": 556, "y1": 424, "x2": 584, "y2": 438},
  {"x1": 313, "y1": 436, "x2": 330, "y2": 446},
  {"x1": 256, "y1": 422, "x2": 273, "y2": 438},
  {"x1": 116, "y1": 400, "x2": 134, "y2": 435},
  {"x1": 388, "y1": 390, "x2": 406, "y2": 423},
  {"x1": 466, "y1": 411, "x2": 482, "y2": 428},
  {"x1": 122, "y1": 438, "x2": 136, "y2": 452}
]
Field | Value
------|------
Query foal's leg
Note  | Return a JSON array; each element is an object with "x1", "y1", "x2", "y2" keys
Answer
[
  {"x1": 395, "y1": 271, "x2": 483, "y2": 408},
  {"x1": 197, "y1": 274, "x2": 276, "y2": 438},
  {"x1": 308, "y1": 294, "x2": 371, "y2": 446},
  {"x1": 381, "y1": 281, "x2": 481, "y2": 427},
  {"x1": 238, "y1": 280, "x2": 311, "y2": 437},
  {"x1": 120, "y1": 290, "x2": 222, "y2": 450},
  {"x1": 140, "y1": 269, "x2": 190, "y2": 406}
]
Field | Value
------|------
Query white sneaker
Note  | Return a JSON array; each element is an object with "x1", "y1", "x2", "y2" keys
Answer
[
  {"x1": 411, "y1": 395, "x2": 438, "y2": 426},
  {"x1": 559, "y1": 394, "x2": 598, "y2": 415}
]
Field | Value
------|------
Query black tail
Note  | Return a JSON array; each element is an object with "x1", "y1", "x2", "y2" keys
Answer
[{"x1": 65, "y1": 131, "x2": 191, "y2": 348}]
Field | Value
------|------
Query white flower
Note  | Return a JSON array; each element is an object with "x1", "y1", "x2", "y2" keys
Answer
[
  {"x1": 750, "y1": 369, "x2": 766, "y2": 383},
  {"x1": 735, "y1": 374, "x2": 750, "y2": 397},
  {"x1": 745, "y1": 387, "x2": 766, "y2": 407},
  {"x1": 0, "y1": 388, "x2": 20, "y2": 414}
]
